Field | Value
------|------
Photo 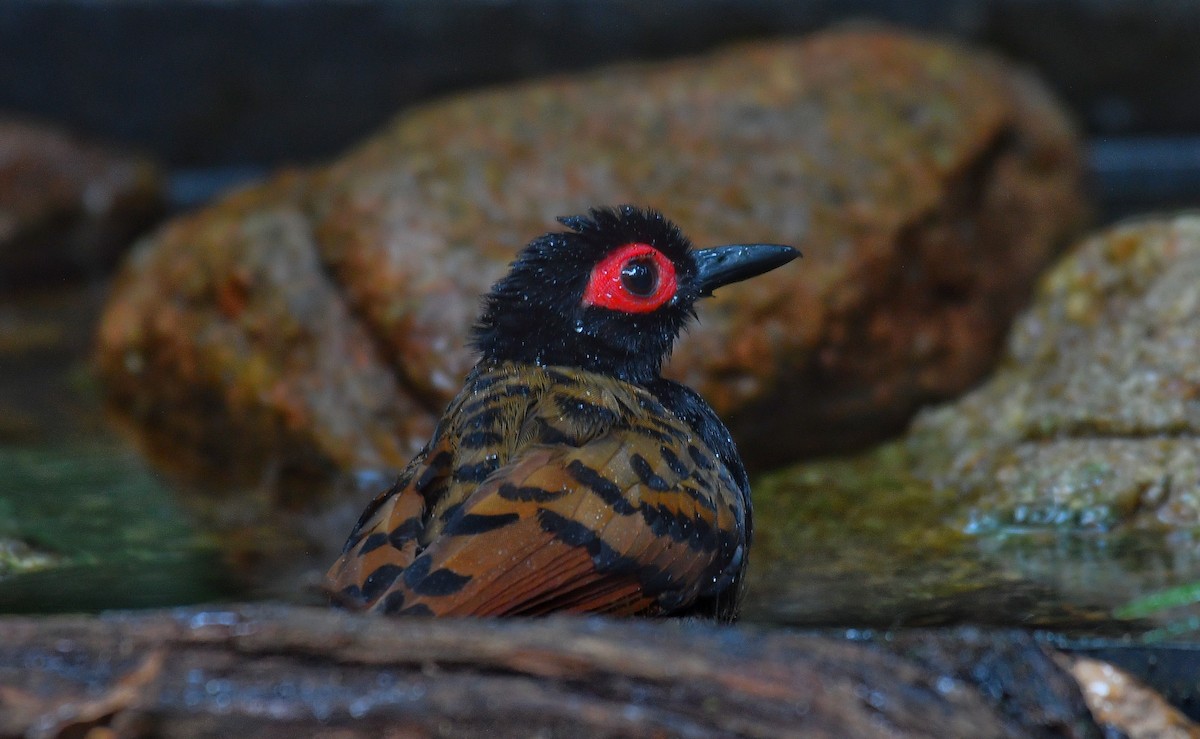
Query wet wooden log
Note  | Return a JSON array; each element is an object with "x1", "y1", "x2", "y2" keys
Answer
[{"x1": 0, "y1": 605, "x2": 1101, "y2": 738}]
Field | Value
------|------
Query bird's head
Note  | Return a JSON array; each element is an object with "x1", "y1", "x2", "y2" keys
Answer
[{"x1": 471, "y1": 205, "x2": 800, "y2": 384}]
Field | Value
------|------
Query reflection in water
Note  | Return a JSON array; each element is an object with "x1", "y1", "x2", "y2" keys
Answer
[
  {"x1": 0, "y1": 443, "x2": 229, "y2": 612},
  {"x1": 742, "y1": 446, "x2": 1200, "y2": 637}
]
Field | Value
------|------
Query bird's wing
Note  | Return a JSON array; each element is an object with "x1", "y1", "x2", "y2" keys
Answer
[
  {"x1": 324, "y1": 363, "x2": 544, "y2": 609},
  {"x1": 323, "y1": 435, "x2": 452, "y2": 607},
  {"x1": 362, "y1": 395, "x2": 749, "y2": 618}
]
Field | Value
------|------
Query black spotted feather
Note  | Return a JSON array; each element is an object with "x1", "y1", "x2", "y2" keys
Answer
[{"x1": 326, "y1": 362, "x2": 749, "y2": 621}]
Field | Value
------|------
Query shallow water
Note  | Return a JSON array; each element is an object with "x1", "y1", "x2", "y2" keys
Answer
[
  {"x1": 2, "y1": 283, "x2": 1199, "y2": 641},
  {"x1": 742, "y1": 446, "x2": 1200, "y2": 635}
]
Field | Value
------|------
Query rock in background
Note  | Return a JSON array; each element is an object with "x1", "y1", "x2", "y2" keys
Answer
[
  {"x1": 0, "y1": 117, "x2": 163, "y2": 288},
  {"x1": 909, "y1": 214, "x2": 1200, "y2": 529},
  {"x1": 95, "y1": 29, "x2": 1086, "y2": 484}
]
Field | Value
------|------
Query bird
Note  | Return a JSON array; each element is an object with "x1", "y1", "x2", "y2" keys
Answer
[{"x1": 325, "y1": 205, "x2": 799, "y2": 622}]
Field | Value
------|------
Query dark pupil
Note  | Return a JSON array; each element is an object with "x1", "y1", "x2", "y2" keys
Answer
[{"x1": 620, "y1": 258, "x2": 658, "y2": 297}]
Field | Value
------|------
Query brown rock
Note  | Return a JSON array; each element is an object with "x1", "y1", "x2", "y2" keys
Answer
[
  {"x1": 96, "y1": 29, "x2": 1085, "y2": 481},
  {"x1": 0, "y1": 117, "x2": 163, "y2": 287},
  {"x1": 97, "y1": 178, "x2": 434, "y2": 482},
  {"x1": 908, "y1": 214, "x2": 1200, "y2": 529}
]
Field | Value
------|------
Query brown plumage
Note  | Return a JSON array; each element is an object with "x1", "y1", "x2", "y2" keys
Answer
[{"x1": 326, "y1": 206, "x2": 798, "y2": 621}]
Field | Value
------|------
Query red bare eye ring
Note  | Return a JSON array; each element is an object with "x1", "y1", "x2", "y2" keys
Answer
[{"x1": 582, "y1": 243, "x2": 678, "y2": 314}]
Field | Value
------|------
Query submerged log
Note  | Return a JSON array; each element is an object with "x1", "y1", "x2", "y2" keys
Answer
[{"x1": 0, "y1": 605, "x2": 1101, "y2": 738}]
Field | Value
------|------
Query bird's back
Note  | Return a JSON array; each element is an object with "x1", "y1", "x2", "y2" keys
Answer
[{"x1": 326, "y1": 361, "x2": 751, "y2": 620}]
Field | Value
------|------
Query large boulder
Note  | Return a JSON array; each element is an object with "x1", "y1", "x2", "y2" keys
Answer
[
  {"x1": 909, "y1": 214, "x2": 1200, "y2": 529},
  {"x1": 96, "y1": 29, "x2": 1086, "y2": 482},
  {"x1": 0, "y1": 117, "x2": 163, "y2": 287}
]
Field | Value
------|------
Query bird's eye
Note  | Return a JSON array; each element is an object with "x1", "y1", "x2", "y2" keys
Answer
[
  {"x1": 620, "y1": 258, "x2": 658, "y2": 297},
  {"x1": 582, "y1": 242, "x2": 678, "y2": 314}
]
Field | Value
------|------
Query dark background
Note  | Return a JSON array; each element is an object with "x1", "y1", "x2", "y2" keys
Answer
[{"x1": 3, "y1": 0, "x2": 1199, "y2": 216}]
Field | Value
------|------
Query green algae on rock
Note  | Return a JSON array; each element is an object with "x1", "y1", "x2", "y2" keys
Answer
[
  {"x1": 908, "y1": 214, "x2": 1200, "y2": 530},
  {"x1": 96, "y1": 29, "x2": 1085, "y2": 485}
]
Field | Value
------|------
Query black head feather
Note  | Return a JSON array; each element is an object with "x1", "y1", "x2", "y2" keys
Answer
[
  {"x1": 471, "y1": 206, "x2": 698, "y2": 384},
  {"x1": 471, "y1": 205, "x2": 799, "y2": 385}
]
